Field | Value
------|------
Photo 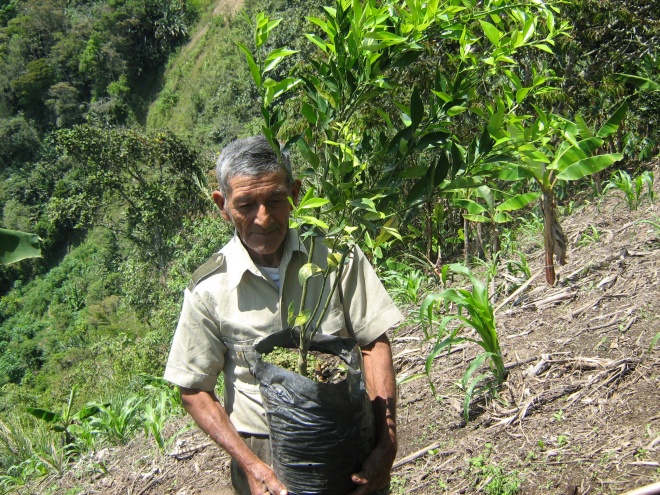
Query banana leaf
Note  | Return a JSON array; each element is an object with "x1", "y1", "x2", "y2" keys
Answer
[{"x1": 0, "y1": 228, "x2": 42, "y2": 265}]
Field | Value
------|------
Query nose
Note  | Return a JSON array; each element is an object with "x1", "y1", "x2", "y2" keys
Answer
[{"x1": 254, "y1": 203, "x2": 272, "y2": 227}]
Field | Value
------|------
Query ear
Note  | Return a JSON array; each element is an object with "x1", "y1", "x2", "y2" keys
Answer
[
  {"x1": 290, "y1": 180, "x2": 302, "y2": 207},
  {"x1": 213, "y1": 190, "x2": 231, "y2": 222}
]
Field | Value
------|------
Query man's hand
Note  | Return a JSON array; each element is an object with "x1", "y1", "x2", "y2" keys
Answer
[
  {"x1": 245, "y1": 459, "x2": 288, "y2": 495},
  {"x1": 348, "y1": 441, "x2": 397, "y2": 494}
]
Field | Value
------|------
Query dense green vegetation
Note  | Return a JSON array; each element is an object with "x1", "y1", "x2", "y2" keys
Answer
[{"x1": 0, "y1": 0, "x2": 658, "y2": 489}]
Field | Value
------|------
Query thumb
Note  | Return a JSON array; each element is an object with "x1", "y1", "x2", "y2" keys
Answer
[{"x1": 351, "y1": 472, "x2": 368, "y2": 485}]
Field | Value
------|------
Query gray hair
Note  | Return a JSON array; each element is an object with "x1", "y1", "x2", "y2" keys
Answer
[{"x1": 215, "y1": 135, "x2": 293, "y2": 195}]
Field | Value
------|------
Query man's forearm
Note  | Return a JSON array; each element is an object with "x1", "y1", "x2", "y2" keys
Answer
[
  {"x1": 180, "y1": 387, "x2": 257, "y2": 465},
  {"x1": 361, "y1": 334, "x2": 397, "y2": 454},
  {"x1": 179, "y1": 387, "x2": 287, "y2": 495}
]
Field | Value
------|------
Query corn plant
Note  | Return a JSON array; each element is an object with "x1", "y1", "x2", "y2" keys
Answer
[
  {"x1": 650, "y1": 333, "x2": 660, "y2": 353},
  {"x1": 143, "y1": 392, "x2": 169, "y2": 452},
  {"x1": 420, "y1": 263, "x2": 507, "y2": 420},
  {"x1": 89, "y1": 396, "x2": 142, "y2": 445},
  {"x1": 140, "y1": 375, "x2": 189, "y2": 452},
  {"x1": 603, "y1": 170, "x2": 654, "y2": 211}
]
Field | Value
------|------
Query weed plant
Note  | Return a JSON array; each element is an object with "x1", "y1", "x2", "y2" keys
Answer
[
  {"x1": 380, "y1": 259, "x2": 433, "y2": 306},
  {"x1": 466, "y1": 445, "x2": 521, "y2": 495}
]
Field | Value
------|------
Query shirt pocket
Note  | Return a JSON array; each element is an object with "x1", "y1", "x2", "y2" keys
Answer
[
  {"x1": 224, "y1": 340, "x2": 259, "y2": 385},
  {"x1": 318, "y1": 306, "x2": 348, "y2": 338}
]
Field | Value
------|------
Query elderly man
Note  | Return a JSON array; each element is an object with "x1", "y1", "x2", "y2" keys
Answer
[{"x1": 164, "y1": 135, "x2": 402, "y2": 495}]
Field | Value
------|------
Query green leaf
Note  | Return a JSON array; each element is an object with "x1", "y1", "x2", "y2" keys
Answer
[
  {"x1": 496, "y1": 192, "x2": 540, "y2": 211},
  {"x1": 305, "y1": 33, "x2": 329, "y2": 53},
  {"x1": 74, "y1": 404, "x2": 103, "y2": 421},
  {"x1": 649, "y1": 332, "x2": 660, "y2": 352},
  {"x1": 461, "y1": 352, "x2": 492, "y2": 390},
  {"x1": 298, "y1": 198, "x2": 329, "y2": 210},
  {"x1": 26, "y1": 407, "x2": 62, "y2": 424},
  {"x1": 263, "y1": 48, "x2": 299, "y2": 73},
  {"x1": 299, "y1": 215, "x2": 329, "y2": 230},
  {"x1": 556, "y1": 153, "x2": 623, "y2": 181},
  {"x1": 479, "y1": 20, "x2": 501, "y2": 46},
  {"x1": 327, "y1": 252, "x2": 342, "y2": 271},
  {"x1": 463, "y1": 214, "x2": 490, "y2": 223},
  {"x1": 574, "y1": 115, "x2": 594, "y2": 139},
  {"x1": 614, "y1": 73, "x2": 660, "y2": 91},
  {"x1": 493, "y1": 211, "x2": 512, "y2": 223},
  {"x1": 298, "y1": 263, "x2": 323, "y2": 285},
  {"x1": 294, "y1": 309, "x2": 311, "y2": 328},
  {"x1": 534, "y1": 43, "x2": 554, "y2": 54},
  {"x1": 66, "y1": 424, "x2": 86, "y2": 437},
  {"x1": 235, "y1": 42, "x2": 262, "y2": 87},
  {"x1": 0, "y1": 228, "x2": 41, "y2": 265},
  {"x1": 463, "y1": 370, "x2": 488, "y2": 422},
  {"x1": 476, "y1": 185, "x2": 494, "y2": 211},
  {"x1": 453, "y1": 199, "x2": 486, "y2": 215},
  {"x1": 410, "y1": 87, "x2": 424, "y2": 130},
  {"x1": 288, "y1": 301, "x2": 295, "y2": 327},
  {"x1": 596, "y1": 100, "x2": 629, "y2": 139},
  {"x1": 578, "y1": 137, "x2": 605, "y2": 156},
  {"x1": 439, "y1": 177, "x2": 483, "y2": 191}
]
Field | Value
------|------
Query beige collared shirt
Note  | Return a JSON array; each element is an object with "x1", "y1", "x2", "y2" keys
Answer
[{"x1": 164, "y1": 228, "x2": 403, "y2": 434}]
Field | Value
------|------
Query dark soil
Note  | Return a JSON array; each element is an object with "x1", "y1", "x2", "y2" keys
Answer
[
  {"x1": 41, "y1": 163, "x2": 660, "y2": 495},
  {"x1": 262, "y1": 348, "x2": 348, "y2": 384}
]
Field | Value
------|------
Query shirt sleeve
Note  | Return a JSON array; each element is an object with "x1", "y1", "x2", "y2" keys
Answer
[
  {"x1": 340, "y1": 245, "x2": 403, "y2": 347},
  {"x1": 164, "y1": 288, "x2": 227, "y2": 391}
]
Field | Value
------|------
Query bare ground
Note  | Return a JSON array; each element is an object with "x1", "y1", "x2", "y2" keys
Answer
[{"x1": 40, "y1": 163, "x2": 660, "y2": 495}]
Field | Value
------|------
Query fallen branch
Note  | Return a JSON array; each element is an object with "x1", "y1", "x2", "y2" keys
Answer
[
  {"x1": 167, "y1": 441, "x2": 213, "y2": 460},
  {"x1": 392, "y1": 443, "x2": 452, "y2": 469},
  {"x1": 494, "y1": 269, "x2": 543, "y2": 314}
]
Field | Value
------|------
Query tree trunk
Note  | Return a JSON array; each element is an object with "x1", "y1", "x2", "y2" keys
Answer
[
  {"x1": 542, "y1": 189, "x2": 557, "y2": 285},
  {"x1": 475, "y1": 222, "x2": 485, "y2": 260},
  {"x1": 492, "y1": 223, "x2": 501, "y2": 257},
  {"x1": 541, "y1": 189, "x2": 568, "y2": 286}
]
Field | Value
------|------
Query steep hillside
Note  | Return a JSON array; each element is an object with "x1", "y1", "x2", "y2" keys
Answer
[
  {"x1": 42, "y1": 164, "x2": 660, "y2": 494},
  {"x1": 145, "y1": 0, "x2": 324, "y2": 149}
]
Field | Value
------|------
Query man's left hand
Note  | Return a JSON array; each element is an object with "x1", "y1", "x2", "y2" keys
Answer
[{"x1": 348, "y1": 441, "x2": 397, "y2": 495}]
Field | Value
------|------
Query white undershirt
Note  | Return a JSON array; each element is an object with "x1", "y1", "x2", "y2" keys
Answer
[{"x1": 259, "y1": 265, "x2": 281, "y2": 290}]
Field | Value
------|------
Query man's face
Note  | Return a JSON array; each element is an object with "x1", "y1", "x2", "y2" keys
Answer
[{"x1": 213, "y1": 171, "x2": 300, "y2": 267}]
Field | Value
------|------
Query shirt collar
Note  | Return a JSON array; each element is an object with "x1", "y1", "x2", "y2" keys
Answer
[{"x1": 223, "y1": 228, "x2": 307, "y2": 291}]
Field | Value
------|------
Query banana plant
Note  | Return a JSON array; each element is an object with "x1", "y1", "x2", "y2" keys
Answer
[
  {"x1": 26, "y1": 385, "x2": 105, "y2": 447},
  {"x1": 496, "y1": 102, "x2": 627, "y2": 285}
]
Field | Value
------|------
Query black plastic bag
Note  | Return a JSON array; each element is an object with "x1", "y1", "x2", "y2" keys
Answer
[{"x1": 254, "y1": 328, "x2": 376, "y2": 495}]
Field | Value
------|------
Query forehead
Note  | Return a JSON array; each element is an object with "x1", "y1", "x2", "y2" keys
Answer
[{"x1": 227, "y1": 172, "x2": 290, "y2": 198}]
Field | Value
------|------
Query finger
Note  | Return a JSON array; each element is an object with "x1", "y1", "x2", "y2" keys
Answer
[
  {"x1": 351, "y1": 472, "x2": 369, "y2": 485},
  {"x1": 266, "y1": 480, "x2": 288, "y2": 495}
]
